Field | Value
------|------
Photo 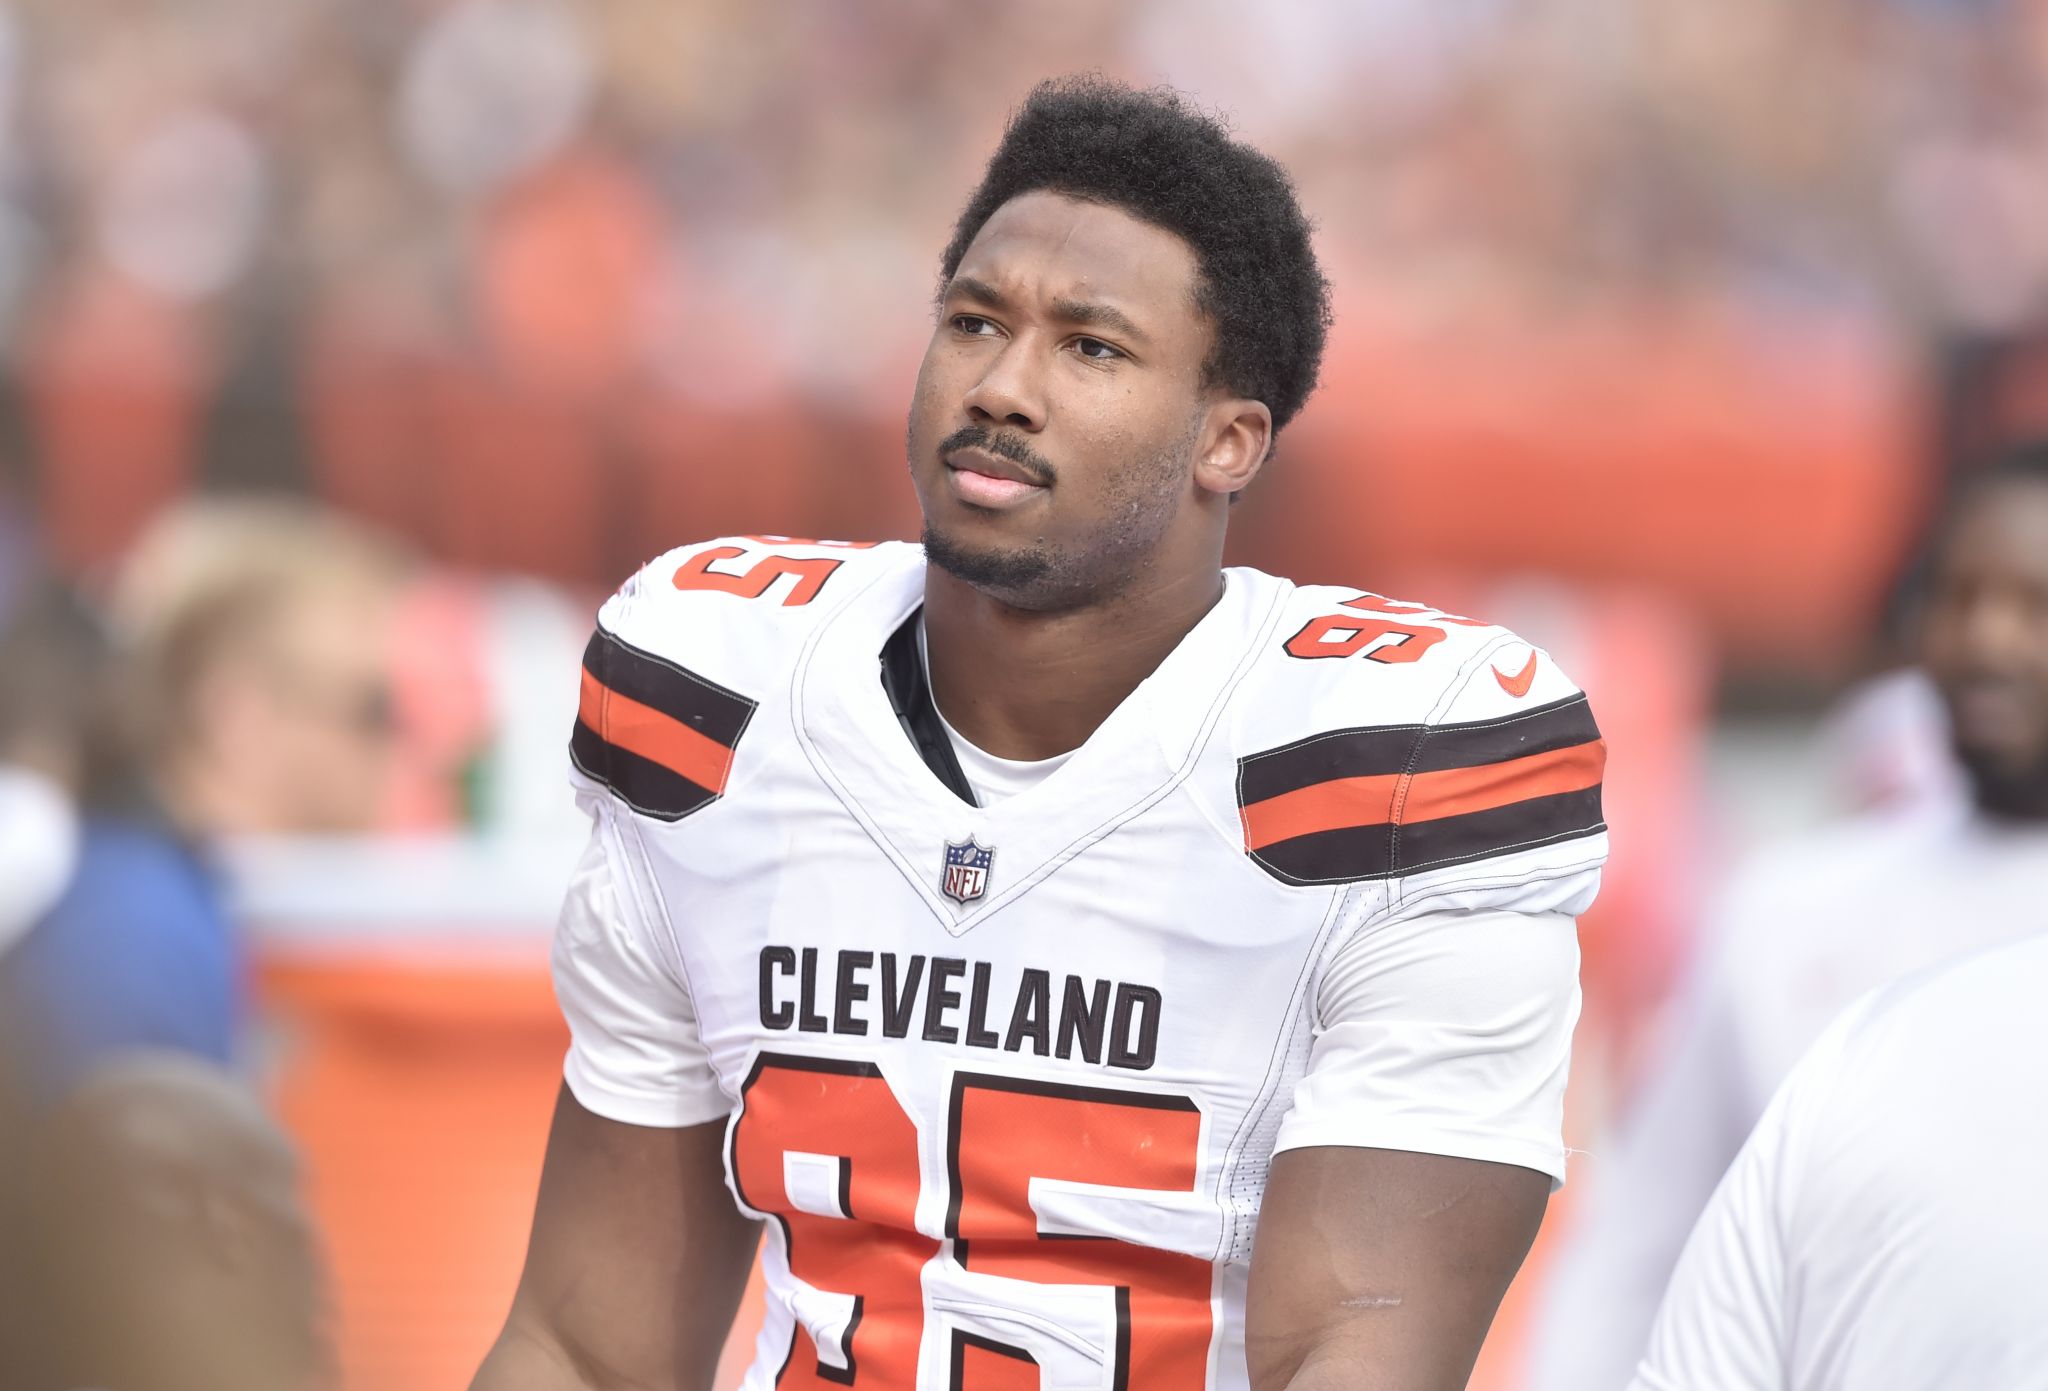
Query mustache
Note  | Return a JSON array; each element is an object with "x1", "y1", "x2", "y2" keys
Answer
[{"x1": 939, "y1": 423, "x2": 1057, "y2": 485}]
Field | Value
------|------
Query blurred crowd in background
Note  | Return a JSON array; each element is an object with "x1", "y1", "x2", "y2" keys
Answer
[
  {"x1": 4, "y1": 1, "x2": 2048, "y2": 1388},
  {"x1": 5, "y1": 0, "x2": 2048, "y2": 608}
]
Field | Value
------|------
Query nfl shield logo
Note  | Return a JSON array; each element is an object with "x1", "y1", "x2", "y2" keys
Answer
[{"x1": 941, "y1": 838, "x2": 995, "y2": 904}]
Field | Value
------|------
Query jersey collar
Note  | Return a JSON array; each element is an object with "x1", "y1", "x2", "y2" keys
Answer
[{"x1": 792, "y1": 545, "x2": 1285, "y2": 934}]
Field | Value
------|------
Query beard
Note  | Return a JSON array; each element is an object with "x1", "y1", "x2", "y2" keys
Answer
[
  {"x1": 920, "y1": 521, "x2": 1060, "y2": 595},
  {"x1": 1955, "y1": 741, "x2": 2048, "y2": 821},
  {"x1": 914, "y1": 418, "x2": 1199, "y2": 612},
  {"x1": 920, "y1": 421, "x2": 1063, "y2": 598}
]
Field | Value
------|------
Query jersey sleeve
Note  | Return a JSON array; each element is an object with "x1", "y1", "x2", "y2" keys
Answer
[
  {"x1": 1380, "y1": 643, "x2": 1608, "y2": 921},
  {"x1": 552, "y1": 787, "x2": 730, "y2": 1129},
  {"x1": 1259, "y1": 637, "x2": 1605, "y2": 1182},
  {"x1": 1272, "y1": 905, "x2": 1580, "y2": 1183},
  {"x1": 569, "y1": 564, "x2": 760, "y2": 824},
  {"x1": 1239, "y1": 634, "x2": 1607, "y2": 920},
  {"x1": 552, "y1": 544, "x2": 807, "y2": 1126}
]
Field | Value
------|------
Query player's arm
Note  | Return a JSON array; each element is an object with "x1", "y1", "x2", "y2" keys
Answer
[
  {"x1": 1241, "y1": 642, "x2": 1607, "y2": 1386},
  {"x1": 1242, "y1": 901, "x2": 1579, "y2": 1390},
  {"x1": 475, "y1": 795, "x2": 754, "y2": 1389},
  {"x1": 471, "y1": 1089, "x2": 758, "y2": 1390},
  {"x1": 1247, "y1": 1145, "x2": 1548, "y2": 1390}
]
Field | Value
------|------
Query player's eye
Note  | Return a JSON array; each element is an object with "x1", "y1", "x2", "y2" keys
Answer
[
  {"x1": 951, "y1": 314, "x2": 999, "y2": 337},
  {"x1": 1073, "y1": 337, "x2": 1123, "y2": 362}
]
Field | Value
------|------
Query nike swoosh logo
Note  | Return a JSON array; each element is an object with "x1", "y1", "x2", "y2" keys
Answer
[{"x1": 1493, "y1": 651, "x2": 1539, "y2": 698}]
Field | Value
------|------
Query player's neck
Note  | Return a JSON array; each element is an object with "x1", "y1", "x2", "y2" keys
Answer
[{"x1": 922, "y1": 561, "x2": 1225, "y2": 762}]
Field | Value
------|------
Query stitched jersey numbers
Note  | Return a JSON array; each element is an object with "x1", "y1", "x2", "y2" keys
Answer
[
  {"x1": 673, "y1": 539, "x2": 876, "y2": 608},
  {"x1": 1283, "y1": 593, "x2": 1489, "y2": 663},
  {"x1": 729, "y1": 1054, "x2": 1210, "y2": 1388},
  {"x1": 947, "y1": 1075, "x2": 1210, "y2": 1387},
  {"x1": 729, "y1": 1057, "x2": 927, "y2": 1387}
]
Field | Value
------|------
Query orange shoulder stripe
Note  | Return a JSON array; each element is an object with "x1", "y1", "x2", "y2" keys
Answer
[
  {"x1": 1400, "y1": 738, "x2": 1605, "y2": 827},
  {"x1": 1242, "y1": 738, "x2": 1605, "y2": 851},
  {"x1": 578, "y1": 668, "x2": 736, "y2": 794},
  {"x1": 1241, "y1": 770, "x2": 1404, "y2": 852}
]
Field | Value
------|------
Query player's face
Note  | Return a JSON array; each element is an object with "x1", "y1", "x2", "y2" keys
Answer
[
  {"x1": 907, "y1": 191, "x2": 1226, "y2": 609},
  {"x1": 1919, "y1": 479, "x2": 2048, "y2": 817}
]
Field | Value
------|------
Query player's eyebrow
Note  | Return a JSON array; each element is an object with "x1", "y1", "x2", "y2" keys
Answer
[
  {"x1": 944, "y1": 275, "x2": 1152, "y2": 347},
  {"x1": 1048, "y1": 296, "x2": 1151, "y2": 347},
  {"x1": 945, "y1": 275, "x2": 1010, "y2": 310}
]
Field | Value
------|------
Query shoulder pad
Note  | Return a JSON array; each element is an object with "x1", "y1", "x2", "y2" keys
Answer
[
  {"x1": 1234, "y1": 584, "x2": 1606, "y2": 893},
  {"x1": 572, "y1": 536, "x2": 914, "y2": 821},
  {"x1": 600, "y1": 536, "x2": 913, "y2": 685}
]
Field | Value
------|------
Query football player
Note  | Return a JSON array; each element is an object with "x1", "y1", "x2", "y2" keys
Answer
[
  {"x1": 1530, "y1": 445, "x2": 2048, "y2": 1389},
  {"x1": 475, "y1": 77, "x2": 1607, "y2": 1391}
]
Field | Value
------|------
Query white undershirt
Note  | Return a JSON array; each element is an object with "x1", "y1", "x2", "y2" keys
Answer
[
  {"x1": 918, "y1": 617, "x2": 1074, "y2": 806},
  {"x1": 934, "y1": 704, "x2": 1073, "y2": 807}
]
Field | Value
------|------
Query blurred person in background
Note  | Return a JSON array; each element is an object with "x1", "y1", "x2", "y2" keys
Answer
[
  {"x1": 0, "y1": 497, "x2": 408, "y2": 1095},
  {"x1": 7, "y1": 1051, "x2": 335, "y2": 1391},
  {"x1": 1630, "y1": 933, "x2": 2048, "y2": 1390},
  {"x1": 112, "y1": 497, "x2": 408, "y2": 840},
  {"x1": 1529, "y1": 442, "x2": 2048, "y2": 1390}
]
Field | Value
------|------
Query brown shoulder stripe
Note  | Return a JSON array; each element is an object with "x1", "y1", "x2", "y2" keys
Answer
[
  {"x1": 1239, "y1": 694, "x2": 1605, "y2": 886},
  {"x1": 571, "y1": 628, "x2": 758, "y2": 821},
  {"x1": 1240, "y1": 693, "x2": 1599, "y2": 803}
]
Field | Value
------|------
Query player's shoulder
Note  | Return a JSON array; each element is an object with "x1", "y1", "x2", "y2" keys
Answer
[
  {"x1": 594, "y1": 535, "x2": 918, "y2": 685},
  {"x1": 1771, "y1": 929, "x2": 2048, "y2": 1149},
  {"x1": 1851, "y1": 923, "x2": 2048, "y2": 1055},
  {"x1": 572, "y1": 536, "x2": 916, "y2": 822},
  {"x1": 1236, "y1": 573, "x2": 1597, "y2": 750},
  {"x1": 1227, "y1": 573, "x2": 1607, "y2": 896}
]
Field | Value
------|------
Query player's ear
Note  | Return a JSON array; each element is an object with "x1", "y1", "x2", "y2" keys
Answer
[{"x1": 1193, "y1": 398, "x2": 1272, "y2": 498}]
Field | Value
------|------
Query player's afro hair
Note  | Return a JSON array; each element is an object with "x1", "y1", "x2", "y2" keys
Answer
[{"x1": 939, "y1": 76, "x2": 1333, "y2": 438}]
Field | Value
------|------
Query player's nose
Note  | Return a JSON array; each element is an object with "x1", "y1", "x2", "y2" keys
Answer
[{"x1": 963, "y1": 341, "x2": 1046, "y2": 433}]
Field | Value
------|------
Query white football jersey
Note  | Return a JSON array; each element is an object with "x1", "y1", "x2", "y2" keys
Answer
[
  {"x1": 1632, "y1": 933, "x2": 2048, "y2": 1390},
  {"x1": 553, "y1": 536, "x2": 1607, "y2": 1391}
]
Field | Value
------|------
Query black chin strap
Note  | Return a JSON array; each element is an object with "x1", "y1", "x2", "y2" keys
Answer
[{"x1": 878, "y1": 607, "x2": 978, "y2": 807}]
